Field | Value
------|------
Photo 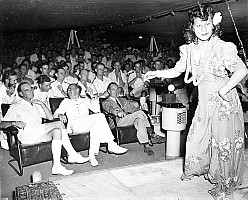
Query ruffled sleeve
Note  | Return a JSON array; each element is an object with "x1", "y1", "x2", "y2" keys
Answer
[
  {"x1": 221, "y1": 42, "x2": 246, "y2": 73},
  {"x1": 174, "y1": 44, "x2": 188, "y2": 73}
]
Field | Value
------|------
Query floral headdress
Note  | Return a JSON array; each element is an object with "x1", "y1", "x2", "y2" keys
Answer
[{"x1": 213, "y1": 12, "x2": 222, "y2": 26}]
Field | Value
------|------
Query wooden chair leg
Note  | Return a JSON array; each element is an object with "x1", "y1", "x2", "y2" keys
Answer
[
  {"x1": 116, "y1": 127, "x2": 120, "y2": 145},
  {"x1": 99, "y1": 143, "x2": 108, "y2": 153},
  {"x1": 8, "y1": 135, "x2": 24, "y2": 176},
  {"x1": 8, "y1": 159, "x2": 23, "y2": 176}
]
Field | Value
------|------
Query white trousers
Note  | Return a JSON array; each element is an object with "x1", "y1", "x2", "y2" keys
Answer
[{"x1": 71, "y1": 113, "x2": 114, "y2": 155}]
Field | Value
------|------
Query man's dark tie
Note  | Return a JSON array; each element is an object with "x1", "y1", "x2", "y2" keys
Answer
[{"x1": 115, "y1": 98, "x2": 122, "y2": 109}]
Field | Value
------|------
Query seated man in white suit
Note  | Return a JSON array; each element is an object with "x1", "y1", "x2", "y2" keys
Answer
[{"x1": 54, "y1": 83, "x2": 128, "y2": 167}]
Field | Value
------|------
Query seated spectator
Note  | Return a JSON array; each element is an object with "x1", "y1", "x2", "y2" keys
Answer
[
  {"x1": 18, "y1": 63, "x2": 35, "y2": 84},
  {"x1": 54, "y1": 83, "x2": 128, "y2": 166},
  {"x1": 77, "y1": 61, "x2": 85, "y2": 72},
  {"x1": 102, "y1": 82, "x2": 166, "y2": 156},
  {"x1": 159, "y1": 51, "x2": 169, "y2": 66},
  {"x1": 11, "y1": 62, "x2": 18, "y2": 69},
  {"x1": 123, "y1": 62, "x2": 134, "y2": 77},
  {"x1": 128, "y1": 61, "x2": 148, "y2": 97},
  {"x1": 167, "y1": 58, "x2": 175, "y2": 69},
  {"x1": 131, "y1": 49, "x2": 142, "y2": 63},
  {"x1": 87, "y1": 61, "x2": 97, "y2": 83},
  {"x1": 0, "y1": 70, "x2": 19, "y2": 149},
  {"x1": 34, "y1": 75, "x2": 54, "y2": 107},
  {"x1": 125, "y1": 47, "x2": 135, "y2": 61},
  {"x1": 142, "y1": 64, "x2": 151, "y2": 75},
  {"x1": 78, "y1": 69, "x2": 98, "y2": 98},
  {"x1": 30, "y1": 46, "x2": 46, "y2": 63},
  {"x1": 97, "y1": 54, "x2": 106, "y2": 66},
  {"x1": 21, "y1": 59, "x2": 37, "y2": 81},
  {"x1": 148, "y1": 60, "x2": 155, "y2": 70},
  {"x1": 50, "y1": 67, "x2": 69, "y2": 97},
  {"x1": 15, "y1": 49, "x2": 26, "y2": 65},
  {"x1": 0, "y1": 82, "x2": 89, "y2": 175},
  {"x1": 63, "y1": 62, "x2": 78, "y2": 84},
  {"x1": 105, "y1": 53, "x2": 114, "y2": 70},
  {"x1": 48, "y1": 61, "x2": 56, "y2": 79},
  {"x1": 30, "y1": 62, "x2": 39, "y2": 76},
  {"x1": 108, "y1": 60, "x2": 128, "y2": 95},
  {"x1": 0, "y1": 70, "x2": 19, "y2": 121},
  {"x1": 0, "y1": 70, "x2": 12, "y2": 148},
  {"x1": 154, "y1": 60, "x2": 164, "y2": 70},
  {"x1": 37, "y1": 64, "x2": 55, "y2": 82},
  {"x1": 35, "y1": 53, "x2": 46, "y2": 67},
  {"x1": 93, "y1": 63, "x2": 112, "y2": 98},
  {"x1": 77, "y1": 53, "x2": 85, "y2": 63},
  {"x1": 70, "y1": 48, "x2": 78, "y2": 70},
  {"x1": 73, "y1": 64, "x2": 80, "y2": 75},
  {"x1": 56, "y1": 48, "x2": 66, "y2": 63}
]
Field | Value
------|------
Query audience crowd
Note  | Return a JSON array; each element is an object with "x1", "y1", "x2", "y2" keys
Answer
[{"x1": 0, "y1": 30, "x2": 247, "y2": 172}]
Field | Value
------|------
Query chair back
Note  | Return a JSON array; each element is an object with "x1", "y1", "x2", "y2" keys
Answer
[
  {"x1": 1, "y1": 104, "x2": 10, "y2": 117},
  {"x1": 99, "y1": 97, "x2": 107, "y2": 112},
  {"x1": 49, "y1": 98, "x2": 64, "y2": 114}
]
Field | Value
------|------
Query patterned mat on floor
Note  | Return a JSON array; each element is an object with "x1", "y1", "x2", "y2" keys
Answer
[{"x1": 50, "y1": 151, "x2": 248, "y2": 200}]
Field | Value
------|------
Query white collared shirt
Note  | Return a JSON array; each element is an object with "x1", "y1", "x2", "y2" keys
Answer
[
  {"x1": 64, "y1": 75, "x2": 78, "y2": 85},
  {"x1": 3, "y1": 98, "x2": 45, "y2": 142},
  {"x1": 128, "y1": 72, "x2": 145, "y2": 89},
  {"x1": 78, "y1": 81, "x2": 97, "y2": 96},
  {"x1": 93, "y1": 76, "x2": 112, "y2": 95},
  {"x1": 33, "y1": 87, "x2": 54, "y2": 107},
  {"x1": 50, "y1": 80, "x2": 69, "y2": 97},
  {"x1": 54, "y1": 97, "x2": 100, "y2": 132},
  {"x1": 0, "y1": 84, "x2": 18, "y2": 105},
  {"x1": 108, "y1": 70, "x2": 127, "y2": 85}
]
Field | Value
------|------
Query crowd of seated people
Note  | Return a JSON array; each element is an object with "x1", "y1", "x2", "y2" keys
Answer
[
  {"x1": 1, "y1": 31, "x2": 247, "y2": 174},
  {"x1": 0, "y1": 33, "x2": 200, "y2": 157}
]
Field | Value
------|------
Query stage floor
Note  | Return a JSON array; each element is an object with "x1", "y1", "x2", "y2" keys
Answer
[{"x1": 50, "y1": 152, "x2": 248, "y2": 200}]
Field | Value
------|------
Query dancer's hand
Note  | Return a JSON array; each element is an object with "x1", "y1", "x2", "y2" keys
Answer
[
  {"x1": 218, "y1": 88, "x2": 231, "y2": 102},
  {"x1": 144, "y1": 71, "x2": 157, "y2": 82}
]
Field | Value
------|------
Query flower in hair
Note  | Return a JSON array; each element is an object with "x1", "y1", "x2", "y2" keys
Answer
[{"x1": 213, "y1": 12, "x2": 222, "y2": 25}]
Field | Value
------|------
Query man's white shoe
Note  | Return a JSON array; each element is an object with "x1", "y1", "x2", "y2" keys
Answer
[
  {"x1": 90, "y1": 156, "x2": 99, "y2": 167},
  {"x1": 52, "y1": 166, "x2": 74, "y2": 176},
  {"x1": 108, "y1": 143, "x2": 128, "y2": 155},
  {"x1": 68, "y1": 153, "x2": 90, "y2": 164},
  {"x1": 0, "y1": 132, "x2": 8, "y2": 150}
]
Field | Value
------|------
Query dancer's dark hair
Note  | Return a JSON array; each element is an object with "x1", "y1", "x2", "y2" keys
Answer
[{"x1": 184, "y1": 4, "x2": 222, "y2": 44}]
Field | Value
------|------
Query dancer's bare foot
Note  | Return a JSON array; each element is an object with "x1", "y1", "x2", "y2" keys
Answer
[
  {"x1": 208, "y1": 185, "x2": 234, "y2": 200},
  {"x1": 180, "y1": 173, "x2": 193, "y2": 181}
]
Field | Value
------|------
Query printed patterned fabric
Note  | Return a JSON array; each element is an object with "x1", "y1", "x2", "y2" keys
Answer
[
  {"x1": 183, "y1": 37, "x2": 245, "y2": 199},
  {"x1": 16, "y1": 181, "x2": 63, "y2": 200}
]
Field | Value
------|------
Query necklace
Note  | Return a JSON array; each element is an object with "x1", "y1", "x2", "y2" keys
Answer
[{"x1": 184, "y1": 37, "x2": 216, "y2": 86}]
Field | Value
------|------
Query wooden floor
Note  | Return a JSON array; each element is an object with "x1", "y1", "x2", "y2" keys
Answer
[
  {"x1": 1, "y1": 107, "x2": 248, "y2": 199},
  {"x1": 0, "y1": 110, "x2": 190, "y2": 200},
  {"x1": 0, "y1": 141, "x2": 172, "y2": 199}
]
